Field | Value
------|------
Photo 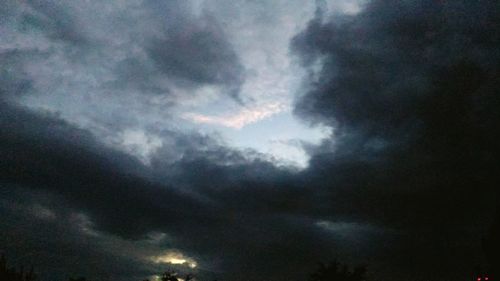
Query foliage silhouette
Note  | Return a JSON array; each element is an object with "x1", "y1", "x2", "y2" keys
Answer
[
  {"x1": 145, "y1": 269, "x2": 195, "y2": 281},
  {"x1": 161, "y1": 270, "x2": 179, "y2": 281}
]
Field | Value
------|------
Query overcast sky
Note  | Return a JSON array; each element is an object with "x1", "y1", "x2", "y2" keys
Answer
[{"x1": 1, "y1": 0, "x2": 499, "y2": 280}]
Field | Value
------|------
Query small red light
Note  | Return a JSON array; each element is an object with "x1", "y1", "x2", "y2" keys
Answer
[
  {"x1": 485, "y1": 278, "x2": 488, "y2": 281},
  {"x1": 478, "y1": 278, "x2": 481, "y2": 281}
]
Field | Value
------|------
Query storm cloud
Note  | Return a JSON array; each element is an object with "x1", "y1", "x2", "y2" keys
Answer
[
  {"x1": 292, "y1": 0, "x2": 500, "y2": 277},
  {"x1": 1, "y1": 0, "x2": 499, "y2": 281}
]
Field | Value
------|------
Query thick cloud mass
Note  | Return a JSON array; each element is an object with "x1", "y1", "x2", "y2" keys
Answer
[
  {"x1": 292, "y1": 0, "x2": 500, "y2": 277},
  {"x1": 1, "y1": 0, "x2": 500, "y2": 281}
]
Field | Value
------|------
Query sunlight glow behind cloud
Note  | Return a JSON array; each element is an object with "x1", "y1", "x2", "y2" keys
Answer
[{"x1": 151, "y1": 251, "x2": 197, "y2": 268}]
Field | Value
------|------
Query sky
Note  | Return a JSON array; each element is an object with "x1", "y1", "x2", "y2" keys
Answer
[{"x1": 1, "y1": 0, "x2": 499, "y2": 280}]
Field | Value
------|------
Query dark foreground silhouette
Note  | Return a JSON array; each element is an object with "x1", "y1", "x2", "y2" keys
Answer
[
  {"x1": 3, "y1": 248, "x2": 499, "y2": 281},
  {"x1": 142, "y1": 261, "x2": 367, "y2": 281},
  {"x1": 0, "y1": 254, "x2": 368, "y2": 281}
]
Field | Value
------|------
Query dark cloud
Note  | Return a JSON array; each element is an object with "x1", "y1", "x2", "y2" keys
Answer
[
  {"x1": 0, "y1": 103, "x2": 199, "y2": 237},
  {"x1": 292, "y1": 0, "x2": 500, "y2": 278},
  {"x1": 147, "y1": 14, "x2": 245, "y2": 98},
  {"x1": 0, "y1": 100, "x2": 330, "y2": 281}
]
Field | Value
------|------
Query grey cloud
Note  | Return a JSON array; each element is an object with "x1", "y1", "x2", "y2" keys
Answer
[
  {"x1": 23, "y1": 0, "x2": 88, "y2": 45},
  {"x1": 147, "y1": 14, "x2": 245, "y2": 98},
  {"x1": 0, "y1": 0, "x2": 245, "y2": 131}
]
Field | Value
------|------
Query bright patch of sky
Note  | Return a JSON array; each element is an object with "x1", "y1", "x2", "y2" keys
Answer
[
  {"x1": 151, "y1": 251, "x2": 197, "y2": 268},
  {"x1": 176, "y1": 0, "x2": 334, "y2": 168}
]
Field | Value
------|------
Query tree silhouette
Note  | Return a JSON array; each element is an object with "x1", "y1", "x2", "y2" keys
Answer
[
  {"x1": 159, "y1": 269, "x2": 195, "y2": 281},
  {"x1": 309, "y1": 260, "x2": 367, "y2": 281},
  {"x1": 161, "y1": 270, "x2": 179, "y2": 281}
]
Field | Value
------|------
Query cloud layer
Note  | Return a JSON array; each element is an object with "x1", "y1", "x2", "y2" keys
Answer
[{"x1": 1, "y1": 0, "x2": 500, "y2": 280}]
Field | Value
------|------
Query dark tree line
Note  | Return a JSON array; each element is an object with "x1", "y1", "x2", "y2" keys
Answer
[
  {"x1": 4, "y1": 248, "x2": 498, "y2": 281},
  {"x1": 0, "y1": 253, "x2": 368, "y2": 281}
]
